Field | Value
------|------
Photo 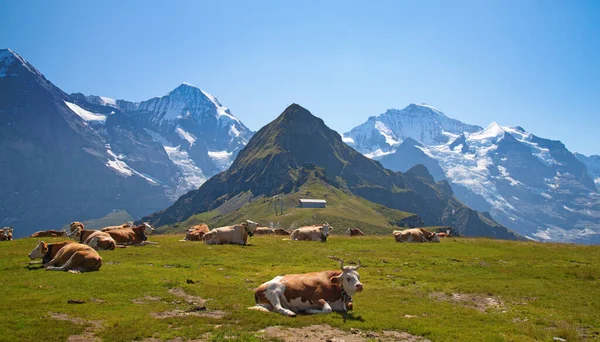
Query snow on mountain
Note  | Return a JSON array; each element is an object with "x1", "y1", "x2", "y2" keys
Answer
[
  {"x1": 351, "y1": 104, "x2": 600, "y2": 243},
  {"x1": 343, "y1": 103, "x2": 482, "y2": 155},
  {"x1": 575, "y1": 153, "x2": 600, "y2": 190},
  {"x1": 77, "y1": 83, "x2": 254, "y2": 197},
  {"x1": 64, "y1": 101, "x2": 107, "y2": 123}
]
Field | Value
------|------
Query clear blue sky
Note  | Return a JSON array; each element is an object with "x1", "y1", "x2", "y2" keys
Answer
[{"x1": 2, "y1": 0, "x2": 599, "y2": 155}]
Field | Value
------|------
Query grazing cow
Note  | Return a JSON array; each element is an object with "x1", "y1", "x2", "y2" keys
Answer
[
  {"x1": 249, "y1": 259, "x2": 363, "y2": 317},
  {"x1": 28, "y1": 241, "x2": 75, "y2": 265},
  {"x1": 73, "y1": 229, "x2": 116, "y2": 250},
  {"x1": 106, "y1": 224, "x2": 157, "y2": 246},
  {"x1": 182, "y1": 224, "x2": 210, "y2": 241},
  {"x1": 1, "y1": 227, "x2": 13, "y2": 241},
  {"x1": 28, "y1": 241, "x2": 102, "y2": 273},
  {"x1": 393, "y1": 228, "x2": 440, "y2": 243},
  {"x1": 272, "y1": 228, "x2": 291, "y2": 236},
  {"x1": 290, "y1": 223, "x2": 333, "y2": 242},
  {"x1": 202, "y1": 220, "x2": 258, "y2": 245},
  {"x1": 29, "y1": 230, "x2": 67, "y2": 238},
  {"x1": 99, "y1": 222, "x2": 135, "y2": 232},
  {"x1": 346, "y1": 228, "x2": 365, "y2": 236},
  {"x1": 254, "y1": 227, "x2": 275, "y2": 235}
]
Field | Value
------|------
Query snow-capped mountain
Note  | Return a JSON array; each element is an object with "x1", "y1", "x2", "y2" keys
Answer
[
  {"x1": 73, "y1": 83, "x2": 253, "y2": 199},
  {"x1": 0, "y1": 48, "x2": 252, "y2": 236},
  {"x1": 347, "y1": 105, "x2": 600, "y2": 243},
  {"x1": 343, "y1": 103, "x2": 481, "y2": 158},
  {"x1": 575, "y1": 153, "x2": 600, "y2": 191}
]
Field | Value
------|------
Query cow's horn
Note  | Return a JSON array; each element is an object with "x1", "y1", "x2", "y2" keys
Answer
[
  {"x1": 355, "y1": 259, "x2": 362, "y2": 269},
  {"x1": 339, "y1": 259, "x2": 344, "y2": 269}
]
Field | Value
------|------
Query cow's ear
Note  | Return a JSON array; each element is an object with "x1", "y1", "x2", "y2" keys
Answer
[
  {"x1": 330, "y1": 274, "x2": 342, "y2": 284},
  {"x1": 318, "y1": 227, "x2": 323, "y2": 231}
]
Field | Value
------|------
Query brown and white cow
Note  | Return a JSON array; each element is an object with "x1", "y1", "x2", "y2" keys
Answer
[
  {"x1": 28, "y1": 241, "x2": 75, "y2": 265},
  {"x1": 393, "y1": 228, "x2": 440, "y2": 243},
  {"x1": 99, "y1": 222, "x2": 135, "y2": 232},
  {"x1": 68, "y1": 222, "x2": 85, "y2": 237},
  {"x1": 250, "y1": 259, "x2": 363, "y2": 317},
  {"x1": 346, "y1": 228, "x2": 365, "y2": 236},
  {"x1": 182, "y1": 224, "x2": 210, "y2": 241},
  {"x1": 106, "y1": 224, "x2": 156, "y2": 246},
  {"x1": 1, "y1": 227, "x2": 13, "y2": 241},
  {"x1": 72, "y1": 229, "x2": 116, "y2": 250},
  {"x1": 28, "y1": 241, "x2": 102, "y2": 273},
  {"x1": 29, "y1": 230, "x2": 67, "y2": 238},
  {"x1": 290, "y1": 223, "x2": 333, "y2": 242},
  {"x1": 202, "y1": 220, "x2": 258, "y2": 245}
]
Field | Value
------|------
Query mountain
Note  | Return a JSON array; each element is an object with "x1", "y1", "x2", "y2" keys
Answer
[
  {"x1": 575, "y1": 153, "x2": 600, "y2": 191},
  {"x1": 143, "y1": 104, "x2": 522, "y2": 240},
  {"x1": 72, "y1": 82, "x2": 253, "y2": 199},
  {"x1": 0, "y1": 49, "x2": 251, "y2": 237},
  {"x1": 342, "y1": 103, "x2": 481, "y2": 158},
  {"x1": 347, "y1": 105, "x2": 600, "y2": 243}
]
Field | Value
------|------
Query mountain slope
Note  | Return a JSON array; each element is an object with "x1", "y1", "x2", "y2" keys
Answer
[
  {"x1": 144, "y1": 104, "x2": 522, "y2": 240},
  {"x1": 349, "y1": 104, "x2": 600, "y2": 243},
  {"x1": 575, "y1": 153, "x2": 600, "y2": 191},
  {"x1": 343, "y1": 103, "x2": 481, "y2": 158}
]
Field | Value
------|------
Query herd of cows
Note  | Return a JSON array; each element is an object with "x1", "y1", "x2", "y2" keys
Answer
[{"x1": 1, "y1": 221, "x2": 449, "y2": 317}]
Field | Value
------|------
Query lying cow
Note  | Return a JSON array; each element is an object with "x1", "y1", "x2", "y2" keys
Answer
[
  {"x1": 202, "y1": 220, "x2": 258, "y2": 245},
  {"x1": 72, "y1": 228, "x2": 116, "y2": 250},
  {"x1": 182, "y1": 224, "x2": 210, "y2": 241},
  {"x1": 1, "y1": 227, "x2": 13, "y2": 241},
  {"x1": 250, "y1": 259, "x2": 363, "y2": 317},
  {"x1": 29, "y1": 230, "x2": 67, "y2": 238},
  {"x1": 254, "y1": 227, "x2": 275, "y2": 235},
  {"x1": 100, "y1": 222, "x2": 134, "y2": 232},
  {"x1": 28, "y1": 241, "x2": 102, "y2": 273},
  {"x1": 28, "y1": 241, "x2": 75, "y2": 265},
  {"x1": 68, "y1": 222, "x2": 85, "y2": 237},
  {"x1": 272, "y1": 228, "x2": 291, "y2": 236},
  {"x1": 106, "y1": 224, "x2": 157, "y2": 246},
  {"x1": 290, "y1": 223, "x2": 333, "y2": 242},
  {"x1": 346, "y1": 228, "x2": 365, "y2": 236},
  {"x1": 393, "y1": 228, "x2": 440, "y2": 243}
]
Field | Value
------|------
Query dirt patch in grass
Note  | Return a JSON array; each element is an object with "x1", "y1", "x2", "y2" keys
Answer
[
  {"x1": 132, "y1": 295, "x2": 163, "y2": 304},
  {"x1": 150, "y1": 288, "x2": 226, "y2": 319},
  {"x1": 429, "y1": 292, "x2": 506, "y2": 313},
  {"x1": 50, "y1": 312, "x2": 103, "y2": 342},
  {"x1": 260, "y1": 325, "x2": 430, "y2": 342},
  {"x1": 169, "y1": 288, "x2": 207, "y2": 306},
  {"x1": 150, "y1": 309, "x2": 227, "y2": 319}
]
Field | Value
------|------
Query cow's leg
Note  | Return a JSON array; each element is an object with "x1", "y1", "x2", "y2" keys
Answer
[
  {"x1": 45, "y1": 251, "x2": 84, "y2": 272},
  {"x1": 28, "y1": 260, "x2": 43, "y2": 265},
  {"x1": 306, "y1": 299, "x2": 332, "y2": 314},
  {"x1": 87, "y1": 237, "x2": 99, "y2": 250},
  {"x1": 265, "y1": 290, "x2": 296, "y2": 317}
]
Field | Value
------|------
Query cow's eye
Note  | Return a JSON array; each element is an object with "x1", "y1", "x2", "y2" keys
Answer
[{"x1": 347, "y1": 277, "x2": 352, "y2": 282}]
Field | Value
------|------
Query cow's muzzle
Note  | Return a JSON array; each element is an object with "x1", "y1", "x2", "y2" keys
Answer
[{"x1": 355, "y1": 284, "x2": 364, "y2": 292}]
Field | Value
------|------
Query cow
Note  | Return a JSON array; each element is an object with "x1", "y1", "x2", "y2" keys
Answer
[
  {"x1": 29, "y1": 230, "x2": 67, "y2": 238},
  {"x1": 290, "y1": 223, "x2": 333, "y2": 242},
  {"x1": 202, "y1": 220, "x2": 258, "y2": 245},
  {"x1": 182, "y1": 224, "x2": 210, "y2": 241},
  {"x1": 393, "y1": 228, "x2": 440, "y2": 243},
  {"x1": 28, "y1": 241, "x2": 75, "y2": 265},
  {"x1": 68, "y1": 222, "x2": 85, "y2": 237},
  {"x1": 72, "y1": 228, "x2": 116, "y2": 250},
  {"x1": 1, "y1": 227, "x2": 13, "y2": 241},
  {"x1": 105, "y1": 224, "x2": 157, "y2": 246},
  {"x1": 254, "y1": 227, "x2": 275, "y2": 235},
  {"x1": 28, "y1": 241, "x2": 102, "y2": 273},
  {"x1": 436, "y1": 232, "x2": 448, "y2": 238},
  {"x1": 99, "y1": 222, "x2": 135, "y2": 232},
  {"x1": 249, "y1": 259, "x2": 363, "y2": 317},
  {"x1": 346, "y1": 228, "x2": 365, "y2": 236},
  {"x1": 272, "y1": 228, "x2": 291, "y2": 236}
]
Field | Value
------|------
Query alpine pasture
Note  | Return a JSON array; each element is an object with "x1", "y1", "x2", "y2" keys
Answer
[{"x1": 1, "y1": 234, "x2": 598, "y2": 341}]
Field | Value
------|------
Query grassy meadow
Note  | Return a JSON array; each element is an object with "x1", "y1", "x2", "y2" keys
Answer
[{"x1": 0, "y1": 235, "x2": 599, "y2": 341}]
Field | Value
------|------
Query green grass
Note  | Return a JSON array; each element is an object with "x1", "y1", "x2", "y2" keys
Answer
[
  {"x1": 160, "y1": 179, "x2": 415, "y2": 235},
  {"x1": 1, "y1": 235, "x2": 599, "y2": 341}
]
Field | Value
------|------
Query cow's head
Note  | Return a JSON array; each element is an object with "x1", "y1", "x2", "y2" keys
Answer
[
  {"x1": 427, "y1": 232, "x2": 440, "y2": 243},
  {"x1": 242, "y1": 220, "x2": 258, "y2": 237},
  {"x1": 331, "y1": 259, "x2": 363, "y2": 296},
  {"x1": 68, "y1": 222, "x2": 84, "y2": 237},
  {"x1": 143, "y1": 222, "x2": 155, "y2": 236},
  {"x1": 320, "y1": 223, "x2": 333, "y2": 242},
  {"x1": 1, "y1": 227, "x2": 8, "y2": 239},
  {"x1": 28, "y1": 241, "x2": 48, "y2": 260}
]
